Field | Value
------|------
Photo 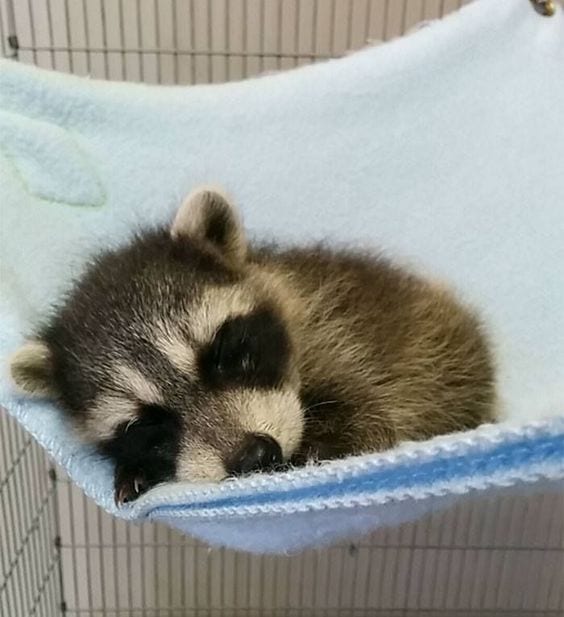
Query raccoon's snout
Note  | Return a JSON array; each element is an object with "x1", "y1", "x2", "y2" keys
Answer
[{"x1": 227, "y1": 433, "x2": 284, "y2": 477}]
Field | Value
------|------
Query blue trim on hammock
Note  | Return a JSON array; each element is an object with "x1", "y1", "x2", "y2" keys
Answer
[{"x1": 147, "y1": 430, "x2": 564, "y2": 517}]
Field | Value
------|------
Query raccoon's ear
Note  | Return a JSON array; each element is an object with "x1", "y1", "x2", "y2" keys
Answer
[
  {"x1": 10, "y1": 340, "x2": 57, "y2": 398},
  {"x1": 171, "y1": 187, "x2": 247, "y2": 265}
]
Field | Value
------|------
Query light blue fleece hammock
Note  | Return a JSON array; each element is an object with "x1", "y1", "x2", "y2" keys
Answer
[{"x1": 1, "y1": 0, "x2": 563, "y2": 554}]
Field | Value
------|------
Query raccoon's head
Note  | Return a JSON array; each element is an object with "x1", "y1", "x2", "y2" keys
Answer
[{"x1": 10, "y1": 188, "x2": 304, "y2": 503}]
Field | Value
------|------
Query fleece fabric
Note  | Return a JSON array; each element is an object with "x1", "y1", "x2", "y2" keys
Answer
[{"x1": 0, "y1": 0, "x2": 563, "y2": 553}]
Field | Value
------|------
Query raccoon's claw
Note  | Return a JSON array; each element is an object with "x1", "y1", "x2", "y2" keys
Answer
[{"x1": 114, "y1": 468, "x2": 149, "y2": 506}]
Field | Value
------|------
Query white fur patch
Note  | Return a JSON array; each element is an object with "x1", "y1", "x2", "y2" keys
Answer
[
  {"x1": 229, "y1": 388, "x2": 304, "y2": 459},
  {"x1": 176, "y1": 441, "x2": 226, "y2": 483},
  {"x1": 83, "y1": 394, "x2": 137, "y2": 441},
  {"x1": 189, "y1": 286, "x2": 255, "y2": 345},
  {"x1": 151, "y1": 319, "x2": 196, "y2": 373},
  {"x1": 115, "y1": 364, "x2": 162, "y2": 404}
]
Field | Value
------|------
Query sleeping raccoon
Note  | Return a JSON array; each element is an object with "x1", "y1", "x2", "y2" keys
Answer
[{"x1": 10, "y1": 187, "x2": 495, "y2": 504}]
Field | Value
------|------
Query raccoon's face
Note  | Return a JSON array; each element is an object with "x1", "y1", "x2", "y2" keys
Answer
[{"x1": 10, "y1": 188, "x2": 304, "y2": 504}]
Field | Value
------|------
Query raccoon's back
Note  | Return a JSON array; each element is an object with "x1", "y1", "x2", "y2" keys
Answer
[{"x1": 252, "y1": 244, "x2": 496, "y2": 452}]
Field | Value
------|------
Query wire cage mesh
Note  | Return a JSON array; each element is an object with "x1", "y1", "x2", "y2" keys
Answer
[
  {"x1": 1, "y1": 1, "x2": 563, "y2": 616},
  {"x1": 1, "y1": 0, "x2": 472, "y2": 83},
  {"x1": 0, "y1": 413, "x2": 62, "y2": 617}
]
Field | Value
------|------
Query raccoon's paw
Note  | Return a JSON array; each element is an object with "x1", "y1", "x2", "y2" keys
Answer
[{"x1": 114, "y1": 466, "x2": 150, "y2": 506}]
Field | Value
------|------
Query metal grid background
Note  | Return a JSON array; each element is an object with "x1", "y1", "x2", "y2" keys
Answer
[
  {"x1": 0, "y1": 412, "x2": 62, "y2": 617},
  {"x1": 1, "y1": 1, "x2": 563, "y2": 616},
  {"x1": 0, "y1": 0, "x2": 470, "y2": 82}
]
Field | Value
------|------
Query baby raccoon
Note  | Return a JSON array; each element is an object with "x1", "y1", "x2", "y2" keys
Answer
[{"x1": 10, "y1": 187, "x2": 495, "y2": 504}]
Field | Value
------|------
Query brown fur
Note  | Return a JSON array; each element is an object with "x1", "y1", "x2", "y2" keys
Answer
[{"x1": 248, "y1": 245, "x2": 495, "y2": 461}]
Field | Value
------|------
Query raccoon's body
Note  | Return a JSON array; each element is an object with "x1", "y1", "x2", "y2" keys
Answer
[{"x1": 11, "y1": 188, "x2": 495, "y2": 504}]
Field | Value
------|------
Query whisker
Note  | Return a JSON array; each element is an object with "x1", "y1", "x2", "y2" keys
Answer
[{"x1": 303, "y1": 400, "x2": 339, "y2": 414}]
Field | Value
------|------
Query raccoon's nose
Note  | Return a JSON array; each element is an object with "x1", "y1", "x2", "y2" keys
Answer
[{"x1": 227, "y1": 433, "x2": 283, "y2": 476}]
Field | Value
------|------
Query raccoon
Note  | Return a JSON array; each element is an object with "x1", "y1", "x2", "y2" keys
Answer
[{"x1": 10, "y1": 187, "x2": 495, "y2": 505}]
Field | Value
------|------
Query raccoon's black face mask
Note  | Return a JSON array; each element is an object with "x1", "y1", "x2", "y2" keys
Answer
[{"x1": 11, "y1": 188, "x2": 304, "y2": 504}]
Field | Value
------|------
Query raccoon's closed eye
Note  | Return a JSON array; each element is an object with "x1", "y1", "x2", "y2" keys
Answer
[
  {"x1": 200, "y1": 308, "x2": 290, "y2": 389},
  {"x1": 136, "y1": 403, "x2": 180, "y2": 427},
  {"x1": 118, "y1": 404, "x2": 180, "y2": 436},
  {"x1": 101, "y1": 403, "x2": 181, "y2": 460},
  {"x1": 210, "y1": 320, "x2": 255, "y2": 376}
]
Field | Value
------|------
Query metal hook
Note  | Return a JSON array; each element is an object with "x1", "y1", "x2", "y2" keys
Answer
[{"x1": 530, "y1": 0, "x2": 556, "y2": 16}]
